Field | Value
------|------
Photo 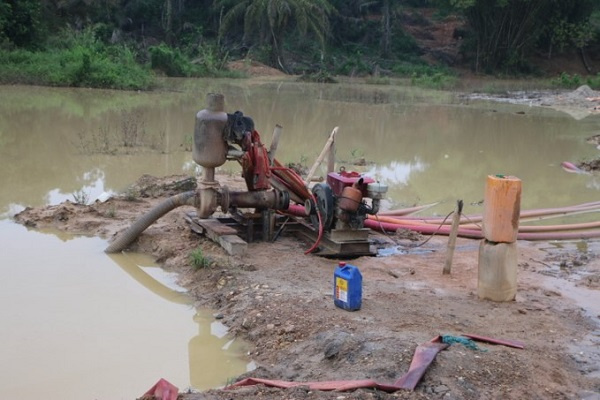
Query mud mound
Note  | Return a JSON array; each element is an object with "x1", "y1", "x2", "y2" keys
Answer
[{"x1": 227, "y1": 60, "x2": 286, "y2": 77}]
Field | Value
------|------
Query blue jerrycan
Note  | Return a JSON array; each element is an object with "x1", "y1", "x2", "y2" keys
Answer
[{"x1": 333, "y1": 262, "x2": 362, "y2": 311}]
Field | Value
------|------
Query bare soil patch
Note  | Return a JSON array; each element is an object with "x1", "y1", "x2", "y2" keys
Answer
[
  {"x1": 227, "y1": 60, "x2": 286, "y2": 77},
  {"x1": 13, "y1": 173, "x2": 600, "y2": 400}
]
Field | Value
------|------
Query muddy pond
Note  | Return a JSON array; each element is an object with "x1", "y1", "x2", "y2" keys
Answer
[{"x1": 1, "y1": 79, "x2": 600, "y2": 399}]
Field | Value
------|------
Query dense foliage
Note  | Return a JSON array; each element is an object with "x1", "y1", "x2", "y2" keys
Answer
[
  {"x1": 0, "y1": 0, "x2": 598, "y2": 89},
  {"x1": 445, "y1": 0, "x2": 599, "y2": 74}
]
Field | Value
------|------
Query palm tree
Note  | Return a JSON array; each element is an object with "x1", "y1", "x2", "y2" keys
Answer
[{"x1": 215, "y1": 0, "x2": 334, "y2": 70}]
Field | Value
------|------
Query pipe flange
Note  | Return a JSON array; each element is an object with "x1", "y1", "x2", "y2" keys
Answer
[
  {"x1": 220, "y1": 185, "x2": 231, "y2": 211},
  {"x1": 275, "y1": 189, "x2": 290, "y2": 210}
]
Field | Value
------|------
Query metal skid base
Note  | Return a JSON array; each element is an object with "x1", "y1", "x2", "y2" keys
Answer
[{"x1": 186, "y1": 210, "x2": 375, "y2": 258}]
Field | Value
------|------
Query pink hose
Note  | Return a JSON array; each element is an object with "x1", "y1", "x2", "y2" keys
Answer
[{"x1": 285, "y1": 205, "x2": 600, "y2": 241}]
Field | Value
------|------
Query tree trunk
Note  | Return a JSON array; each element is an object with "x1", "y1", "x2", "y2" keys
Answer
[
  {"x1": 580, "y1": 47, "x2": 594, "y2": 74},
  {"x1": 381, "y1": 0, "x2": 391, "y2": 58},
  {"x1": 270, "y1": 29, "x2": 287, "y2": 73},
  {"x1": 163, "y1": 0, "x2": 173, "y2": 45}
]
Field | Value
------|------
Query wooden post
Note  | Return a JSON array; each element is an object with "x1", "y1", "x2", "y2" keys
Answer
[
  {"x1": 268, "y1": 124, "x2": 283, "y2": 166},
  {"x1": 443, "y1": 200, "x2": 463, "y2": 275},
  {"x1": 483, "y1": 175, "x2": 521, "y2": 242},
  {"x1": 327, "y1": 133, "x2": 336, "y2": 174},
  {"x1": 305, "y1": 127, "x2": 338, "y2": 186},
  {"x1": 478, "y1": 174, "x2": 521, "y2": 301}
]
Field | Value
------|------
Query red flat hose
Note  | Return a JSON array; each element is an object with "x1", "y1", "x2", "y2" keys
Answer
[{"x1": 285, "y1": 204, "x2": 600, "y2": 241}]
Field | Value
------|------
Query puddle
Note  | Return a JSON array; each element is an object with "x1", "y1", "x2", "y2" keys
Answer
[
  {"x1": 377, "y1": 242, "x2": 477, "y2": 257},
  {"x1": 540, "y1": 274, "x2": 600, "y2": 379},
  {"x1": 377, "y1": 246, "x2": 408, "y2": 256},
  {"x1": 532, "y1": 240, "x2": 600, "y2": 378},
  {"x1": 0, "y1": 221, "x2": 251, "y2": 399}
]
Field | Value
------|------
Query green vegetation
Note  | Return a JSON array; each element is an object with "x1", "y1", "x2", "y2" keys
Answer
[
  {"x1": 216, "y1": 0, "x2": 334, "y2": 71},
  {"x1": 411, "y1": 71, "x2": 458, "y2": 90},
  {"x1": 0, "y1": 27, "x2": 153, "y2": 90},
  {"x1": 443, "y1": 0, "x2": 599, "y2": 74},
  {"x1": 189, "y1": 246, "x2": 211, "y2": 269},
  {"x1": 552, "y1": 72, "x2": 600, "y2": 90},
  {"x1": 0, "y1": 0, "x2": 598, "y2": 89}
]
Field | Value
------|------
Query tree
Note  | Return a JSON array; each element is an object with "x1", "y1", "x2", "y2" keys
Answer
[
  {"x1": 381, "y1": 0, "x2": 391, "y2": 58},
  {"x1": 447, "y1": 0, "x2": 598, "y2": 73},
  {"x1": 540, "y1": 0, "x2": 596, "y2": 68},
  {"x1": 1, "y1": 0, "x2": 45, "y2": 48},
  {"x1": 450, "y1": 0, "x2": 548, "y2": 73},
  {"x1": 215, "y1": 0, "x2": 334, "y2": 70},
  {"x1": 0, "y1": 2, "x2": 10, "y2": 43}
]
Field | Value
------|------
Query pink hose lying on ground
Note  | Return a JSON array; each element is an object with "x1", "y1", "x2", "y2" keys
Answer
[
  {"x1": 365, "y1": 216, "x2": 600, "y2": 240},
  {"x1": 226, "y1": 337, "x2": 448, "y2": 393},
  {"x1": 284, "y1": 204, "x2": 600, "y2": 241}
]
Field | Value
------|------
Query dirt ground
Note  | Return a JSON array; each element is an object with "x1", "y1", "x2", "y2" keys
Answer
[{"x1": 14, "y1": 164, "x2": 600, "y2": 400}]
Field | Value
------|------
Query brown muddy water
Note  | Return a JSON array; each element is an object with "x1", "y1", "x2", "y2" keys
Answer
[{"x1": 1, "y1": 79, "x2": 600, "y2": 399}]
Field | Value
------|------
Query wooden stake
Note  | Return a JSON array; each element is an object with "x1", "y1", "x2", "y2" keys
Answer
[
  {"x1": 268, "y1": 124, "x2": 283, "y2": 166},
  {"x1": 443, "y1": 200, "x2": 463, "y2": 275},
  {"x1": 305, "y1": 127, "x2": 338, "y2": 186},
  {"x1": 327, "y1": 133, "x2": 336, "y2": 174}
]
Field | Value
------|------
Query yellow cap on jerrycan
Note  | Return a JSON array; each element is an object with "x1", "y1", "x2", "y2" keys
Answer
[{"x1": 334, "y1": 262, "x2": 362, "y2": 311}]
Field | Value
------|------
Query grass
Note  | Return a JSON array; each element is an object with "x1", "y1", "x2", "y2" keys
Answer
[
  {"x1": 104, "y1": 206, "x2": 117, "y2": 218},
  {"x1": 551, "y1": 72, "x2": 600, "y2": 90},
  {"x1": 410, "y1": 71, "x2": 458, "y2": 90},
  {"x1": 123, "y1": 188, "x2": 140, "y2": 202},
  {"x1": 297, "y1": 70, "x2": 338, "y2": 83},
  {"x1": 189, "y1": 246, "x2": 211, "y2": 269},
  {"x1": 73, "y1": 110, "x2": 167, "y2": 155},
  {"x1": 365, "y1": 76, "x2": 391, "y2": 85},
  {"x1": 72, "y1": 189, "x2": 90, "y2": 205},
  {"x1": 0, "y1": 40, "x2": 154, "y2": 90}
]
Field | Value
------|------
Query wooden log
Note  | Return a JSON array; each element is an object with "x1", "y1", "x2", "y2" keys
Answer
[
  {"x1": 268, "y1": 124, "x2": 283, "y2": 165},
  {"x1": 327, "y1": 134, "x2": 336, "y2": 174},
  {"x1": 483, "y1": 174, "x2": 521, "y2": 243},
  {"x1": 478, "y1": 240, "x2": 517, "y2": 302},
  {"x1": 305, "y1": 127, "x2": 338, "y2": 185}
]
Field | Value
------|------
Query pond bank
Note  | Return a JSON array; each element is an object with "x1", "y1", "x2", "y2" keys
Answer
[{"x1": 14, "y1": 174, "x2": 600, "y2": 399}]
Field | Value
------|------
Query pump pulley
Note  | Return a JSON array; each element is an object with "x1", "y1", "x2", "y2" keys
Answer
[{"x1": 309, "y1": 183, "x2": 334, "y2": 231}]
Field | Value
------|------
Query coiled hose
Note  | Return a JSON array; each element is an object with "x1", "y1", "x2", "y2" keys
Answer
[{"x1": 104, "y1": 191, "x2": 196, "y2": 253}]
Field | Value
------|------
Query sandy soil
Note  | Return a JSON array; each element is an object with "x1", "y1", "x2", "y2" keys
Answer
[{"x1": 14, "y1": 171, "x2": 600, "y2": 400}]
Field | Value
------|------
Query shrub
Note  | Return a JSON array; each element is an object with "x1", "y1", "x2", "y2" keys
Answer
[
  {"x1": 149, "y1": 43, "x2": 193, "y2": 77},
  {"x1": 0, "y1": 28, "x2": 154, "y2": 90}
]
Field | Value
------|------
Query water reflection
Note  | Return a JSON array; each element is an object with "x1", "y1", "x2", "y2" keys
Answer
[
  {"x1": 0, "y1": 221, "x2": 251, "y2": 399},
  {"x1": 366, "y1": 159, "x2": 428, "y2": 186},
  {"x1": 47, "y1": 168, "x2": 115, "y2": 205},
  {"x1": 107, "y1": 252, "x2": 190, "y2": 305},
  {"x1": 189, "y1": 312, "x2": 256, "y2": 389},
  {"x1": 107, "y1": 252, "x2": 253, "y2": 391}
]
